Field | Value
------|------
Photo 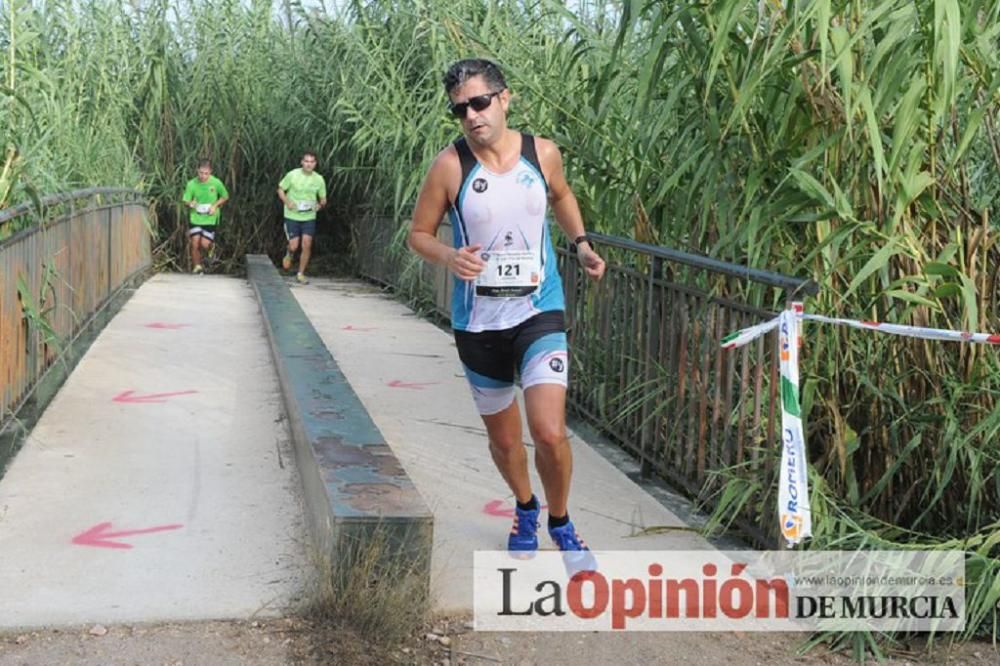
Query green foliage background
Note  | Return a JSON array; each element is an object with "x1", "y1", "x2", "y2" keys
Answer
[{"x1": 2, "y1": 0, "x2": 999, "y2": 647}]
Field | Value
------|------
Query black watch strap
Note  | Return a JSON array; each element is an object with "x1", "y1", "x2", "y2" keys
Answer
[{"x1": 573, "y1": 234, "x2": 591, "y2": 247}]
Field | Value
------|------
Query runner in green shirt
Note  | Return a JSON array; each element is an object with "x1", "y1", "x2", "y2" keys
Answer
[
  {"x1": 277, "y1": 151, "x2": 327, "y2": 284},
  {"x1": 182, "y1": 159, "x2": 229, "y2": 274}
]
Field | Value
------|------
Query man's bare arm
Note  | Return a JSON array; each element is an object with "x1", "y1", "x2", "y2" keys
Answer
[
  {"x1": 408, "y1": 150, "x2": 485, "y2": 280},
  {"x1": 277, "y1": 187, "x2": 293, "y2": 210},
  {"x1": 538, "y1": 138, "x2": 605, "y2": 280}
]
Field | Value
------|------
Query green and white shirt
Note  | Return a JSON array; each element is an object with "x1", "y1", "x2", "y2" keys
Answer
[
  {"x1": 279, "y1": 168, "x2": 327, "y2": 222},
  {"x1": 183, "y1": 176, "x2": 229, "y2": 227}
]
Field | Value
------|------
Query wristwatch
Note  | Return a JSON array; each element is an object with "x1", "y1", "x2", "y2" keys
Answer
[{"x1": 573, "y1": 234, "x2": 591, "y2": 249}]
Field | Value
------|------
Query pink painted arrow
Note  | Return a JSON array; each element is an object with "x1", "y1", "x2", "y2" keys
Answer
[
  {"x1": 484, "y1": 499, "x2": 548, "y2": 518},
  {"x1": 112, "y1": 390, "x2": 198, "y2": 404},
  {"x1": 342, "y1": 324, "x2": 377, "y2": 332},
  {"x1": 71, "y1": 521, "x2": 183, "y2": 549},
  {"x1": 386, "y1": 380, "x2": 438, "y2": 390},
  {"x1": 145, "y1": 322, "x2": 191, "y2": 329}
]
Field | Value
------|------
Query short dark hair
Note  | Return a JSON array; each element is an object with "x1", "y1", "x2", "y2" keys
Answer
[
  {"x1": 442, "y1": 59, "x2": 507, "y2": 94},
  {"x1": 302, "y1": 151, "x2": 318, "y2": 161},
  {"x1": 197, "y1": 159, "x2": 212, "y2": 170}
]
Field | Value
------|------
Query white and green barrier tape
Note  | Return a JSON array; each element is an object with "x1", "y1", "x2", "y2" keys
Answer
[{"x1": 722, "y1": 303, "x2": 1000, "y2": 547}]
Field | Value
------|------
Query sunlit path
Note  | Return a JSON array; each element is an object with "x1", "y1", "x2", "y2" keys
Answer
[
  {"x1": 291, "y1": 278, "x2": 714, "y2": 613},
  {"x1": 0, "y1": 275, "x2": 308, "y2": 628}
]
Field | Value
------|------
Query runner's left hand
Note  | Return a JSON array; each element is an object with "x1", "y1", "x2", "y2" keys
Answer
[{"x1": 577, "y1": 245, "x2": 605, "y2": 280}]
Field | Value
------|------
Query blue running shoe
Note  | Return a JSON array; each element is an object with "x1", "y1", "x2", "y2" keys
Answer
[
  {"x1": 549, "y1": 520, "x2": 598, "y2": 576},
  {"x1": 507, "y1": 499, "x2": 540, "y2": 554}
]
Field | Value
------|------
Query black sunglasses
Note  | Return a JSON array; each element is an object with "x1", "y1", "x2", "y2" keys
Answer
[{"x1": 448, "y1": 90, "x2": 503, "y2": 118}]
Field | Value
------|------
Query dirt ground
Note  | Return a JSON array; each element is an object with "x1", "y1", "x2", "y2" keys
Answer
[{"x1": 1, "y1": 615, "x2": 997, "y2": 666}]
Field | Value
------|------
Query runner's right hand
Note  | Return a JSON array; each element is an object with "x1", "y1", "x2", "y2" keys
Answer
[{"x1": 447, "y1": 244, "x2": 485, "y2": 281}]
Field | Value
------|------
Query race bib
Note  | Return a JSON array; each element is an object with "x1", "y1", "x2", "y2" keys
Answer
[
  {"x1": 296, "y1": 201, "x2": 314, "y2": 212},
  {"x1": 476, "y1": 250, "x2": 541, "y2": 297},
  {"x1": 195, "y1": 203, "x2": 211, "y2": 215}
]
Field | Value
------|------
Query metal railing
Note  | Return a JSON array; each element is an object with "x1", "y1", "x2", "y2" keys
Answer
[
  {"x1": 354, "y1": 216, "x2": 817, "y2": 545},
  {"x1": 559, "y1": 232, "x2": 817, "y2": 544},
  {"x1": 1, "y1": 188, "x2": 152, "y2": 423},
  {"x1": 354, "y1": 216, "x2": 454, "y2": 320}
]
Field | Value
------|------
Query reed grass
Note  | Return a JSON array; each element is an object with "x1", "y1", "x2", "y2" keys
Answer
[{"x1": 2, "y1": 0, "x2": 998, "y2": 651}]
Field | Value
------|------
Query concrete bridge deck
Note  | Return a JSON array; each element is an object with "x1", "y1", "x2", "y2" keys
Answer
[{"x1": 0, "y1": 273, "x2": 712, "y2": 629}]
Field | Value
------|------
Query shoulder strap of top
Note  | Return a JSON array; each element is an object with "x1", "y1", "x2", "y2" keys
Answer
[
  {"x1": 454, "y1": 137, "x2": 478, "y2": 185},
  {"x1": 519, "y1": 133, "x2": 546, "y2": 187}
]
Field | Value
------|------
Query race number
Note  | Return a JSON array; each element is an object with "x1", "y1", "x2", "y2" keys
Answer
[
  {"x1": 296, "y1": 201, "x2": 314, "y2": 212},
  {"x1": 476, "y1": 250, "x2": 541, "y2": 297},
  {"x1": 195, "y1": 203, "x2": 212, "y2": 214}
]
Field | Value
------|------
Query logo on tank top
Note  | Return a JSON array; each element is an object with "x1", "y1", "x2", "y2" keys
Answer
[
  {"x1": 549, "y1": 357, "x2": 565, "y2": 373},
  {"x1": 516, "y1": 171, "x2": 536, "y2": 188},
  {"x1": 504, "y1": 231, "x2": 514, "y2": 248},
  {"x1": 472, "y1": 178, "x2": 488, "y2": 193}
]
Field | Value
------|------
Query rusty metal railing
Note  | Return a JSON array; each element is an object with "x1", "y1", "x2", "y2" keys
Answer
[
  {"x1": 353, "y1": 215, "x2": 817, "y2": 545},
  {"x1": 1, "y1": 188, "x2": 152, "y2": 424}
]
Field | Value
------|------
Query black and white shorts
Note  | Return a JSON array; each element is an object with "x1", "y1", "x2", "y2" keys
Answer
[
  {"x1": 453, "y1": 311, "x2": 568, "y2": 415},
  {"x1": 188, "y1": 226, "x2": 216, "y2": 241}
]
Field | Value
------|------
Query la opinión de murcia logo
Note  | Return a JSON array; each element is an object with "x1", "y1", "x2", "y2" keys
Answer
[
  {"x1": 475, "y1": 551, "x2": 966, "y2": 632},
  {"x1": 495, "y1": 565, "x2": 960, "y2": 630}
]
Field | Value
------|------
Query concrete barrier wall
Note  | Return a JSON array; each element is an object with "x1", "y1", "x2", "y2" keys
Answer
[{"x1": 245, "y1": 255, "x2": 433, "y2": 583}]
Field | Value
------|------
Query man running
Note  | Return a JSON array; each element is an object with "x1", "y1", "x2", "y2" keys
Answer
[
  {"x1": 182, "y1": 159, "x2": 229, "y2": 274},
  {"x1": 407, "y1": 59, "x2": 606, "y2": 559},
  {"x1": 278, "y1": 151, "x2": 327, "y2": 284}
]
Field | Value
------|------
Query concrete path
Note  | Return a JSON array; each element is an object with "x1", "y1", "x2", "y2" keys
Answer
[
  {"x1": 0, "y1": 274, "x2": 308, "y2": 629},
  {"x1": 292, "y1": 279, "x2": 713, "y2": 613},
  {"x1": 0, "y1": 272, "x2": 713, "y2": 629}
]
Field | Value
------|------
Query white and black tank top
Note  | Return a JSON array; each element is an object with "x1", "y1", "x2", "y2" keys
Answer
[{"x1": 446, "y1": 133, "x2": 565, "y2": 332}]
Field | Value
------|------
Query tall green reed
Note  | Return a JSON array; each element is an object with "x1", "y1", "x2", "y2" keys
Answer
[{"x1": 1, "y1": 0, "x2": 998, "y2": 646}]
